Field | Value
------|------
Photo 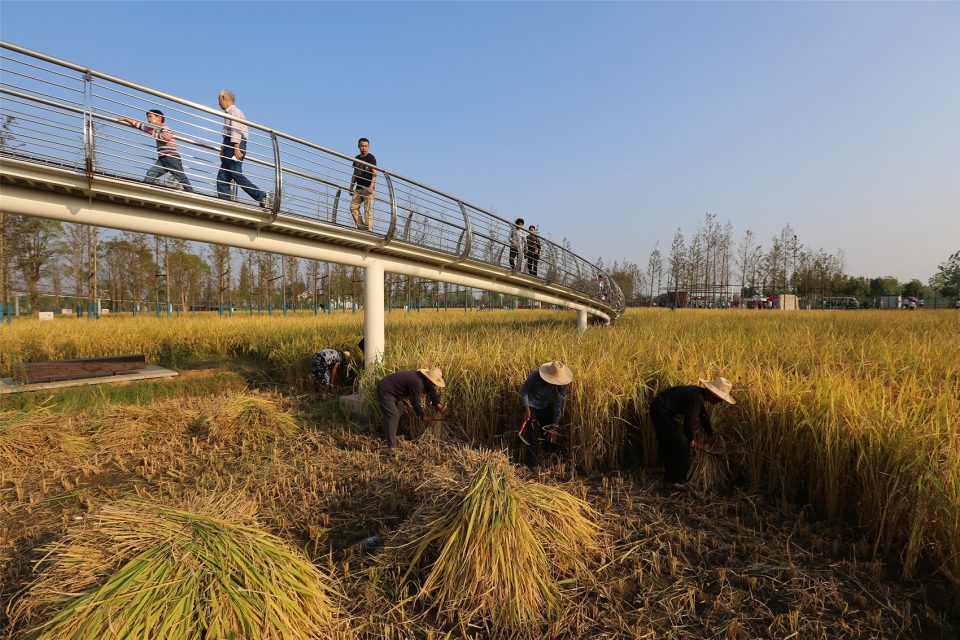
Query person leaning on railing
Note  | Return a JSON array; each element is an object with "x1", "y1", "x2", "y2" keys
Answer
[
  {"x1": 509, "y1": 218, "x2": 525, "y2": 271},
  {"x1": 117, "y1": 109, "x2": 194, "y2": 192},
  {"x1": 216, "y1": 89, "x2": 267, "y2": 207}
]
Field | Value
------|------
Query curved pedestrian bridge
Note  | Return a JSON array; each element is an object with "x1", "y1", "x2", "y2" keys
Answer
[{"x1": 0, "y1": 41, "x2": 622, "y2": 363}]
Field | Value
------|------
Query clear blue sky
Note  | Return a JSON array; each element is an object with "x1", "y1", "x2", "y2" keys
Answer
[{"x1": 2, "y1": 1, "x2": 957, "y2": 282}]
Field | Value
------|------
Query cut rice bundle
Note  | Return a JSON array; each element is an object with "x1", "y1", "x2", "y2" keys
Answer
[
  {"x1": 690, "y1": 439, "x2": 732, "y2": 492},
  {"x1": 9, "y1": 494, "x2": 348, "y2": 640},
  {"x1": 390, "y1": 448, "x2": 600, "y2": 630}
]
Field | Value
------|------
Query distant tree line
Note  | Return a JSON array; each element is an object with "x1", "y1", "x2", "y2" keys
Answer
[
  {"x1": 602, "y1": 212, "x2": 957, "y2": 306},
  {"x1": 0, "y1": 216, "x2": 523, "y2": 313},
  {"x1": 0, "y1": 212, "x2": 956, "y2": 313}
]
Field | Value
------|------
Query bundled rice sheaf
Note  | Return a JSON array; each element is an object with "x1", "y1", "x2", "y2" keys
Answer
[
  {"x1": 389, "y1": 448, "x2": 601, "y2": 630},
  {"x1": 9, "y1": 494, "x2": 348, "y2": 640}
]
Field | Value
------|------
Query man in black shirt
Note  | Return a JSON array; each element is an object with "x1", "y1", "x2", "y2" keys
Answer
[
  {"x1": 376, "y1": 367, "x2": 445, "y2": 449},
  {"x1": 649, "y1": 376, "x2": 735, "y2": 484},
  {"x1": 350, "y1": 137, "x2": 377, "y2": 231}
]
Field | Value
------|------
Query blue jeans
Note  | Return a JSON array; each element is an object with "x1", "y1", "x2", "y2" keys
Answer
[
  {"x1": 216, "y1": 138, "x2": 265, "y2": 203},
  {"x1": 145, "y1": 155, "x2": 193, "y2": 192}
]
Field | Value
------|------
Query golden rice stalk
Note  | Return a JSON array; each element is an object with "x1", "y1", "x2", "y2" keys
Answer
[
  {"x1": 9, "y1": 493, "x2": 349, "y2": 640},
  {"x1": 202, "y1": 392, "x2": 298, "y2": 449},
  {"x1": 392, "y1": 448, "x2": 600, "y2": 630},
  {"x1": 689, "y1": 439, "x2": 732, "y2": 492}
]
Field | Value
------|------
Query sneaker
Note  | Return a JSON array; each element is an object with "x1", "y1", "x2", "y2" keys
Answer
[{"x1": 259, "y1": 193, "x2": 272, "y2": 209}]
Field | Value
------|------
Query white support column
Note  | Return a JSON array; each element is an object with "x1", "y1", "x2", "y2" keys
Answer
[
  {"x1": 364, "y1": 260, "x2": 385, "y2": 369},
  {"x1": 577, "y1": 308, "x2": 588, "y2": 333}
]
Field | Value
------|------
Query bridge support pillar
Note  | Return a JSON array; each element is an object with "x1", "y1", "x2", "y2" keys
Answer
[
  {"x1": 577, "y1": 308, "x2": 588, "y2": 333},
  {"x1": 364, "y1": 260, "x2": 385, "y2": 369}
]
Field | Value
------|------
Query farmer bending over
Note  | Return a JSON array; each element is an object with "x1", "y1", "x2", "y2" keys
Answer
[
  {"x1": 310, "y1": 348, "x2": 350, "y2": 398},
  {"x1": 649, "y1": 377, "x2": 735, "y2": 486},
  {"x1": 520, "y1": 361, "x2": 573, "y2": 467},
  {"x1": 376, "y1": 367, "x2": 445, "y2": 450}
]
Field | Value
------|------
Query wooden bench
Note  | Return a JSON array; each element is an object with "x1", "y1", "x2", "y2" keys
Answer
[{"x1": 25, "y1": 355, "x2": 147, "y2": 384}]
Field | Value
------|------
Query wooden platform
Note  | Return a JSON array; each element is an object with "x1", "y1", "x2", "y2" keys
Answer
[
  {"x1": 0, "y1": 365, "x2": 178, "y2": 394},
  {"x1": 25, "y1": 354, "x2": 146, "y2": 383}
]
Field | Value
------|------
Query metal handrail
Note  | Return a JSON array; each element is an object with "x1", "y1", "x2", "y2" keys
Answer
[
  {"x1": 0, "y1": 39, "x2": 624, "y2": 317},
  {"x1": 457, "y1": 201, "x2": 473, "y2": 260},
  {"x1": 382, "y1": 173, "x2": 397, "y2": 243}
]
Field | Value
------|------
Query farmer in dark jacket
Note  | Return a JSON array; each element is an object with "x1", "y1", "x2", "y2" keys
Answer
[
  {"x1": 376, "y1": 367, "x2": 445, "y2": 449},
  {"x1": 520, "y1": 360, "x2": 573, "y2": 467},
  {"x1": 649, "y1": 377, "x2": 735, "y2": 484}
]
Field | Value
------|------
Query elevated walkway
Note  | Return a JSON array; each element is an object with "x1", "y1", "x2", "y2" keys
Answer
[{"x1": 0, "y1": 41, "x2": 624, "y2": 366}]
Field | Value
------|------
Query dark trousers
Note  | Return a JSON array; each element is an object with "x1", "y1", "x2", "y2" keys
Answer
[
  {"x1": 145, "y1": 155, "x2": 193, "y2": 192},
  {"x1": 509, "y1": 247, "x2": 519, "y2": 269},
  {"x1": 526, "y1": 254, "x2": 539, "y2": 277},
  {"x1": 523, "y1": 406, "x2": 555, "y2": 467},
  {"x1": 378, "y1": 390, "x2": 402, "y2": 449},
  {"x1": 217, "y1": 138, "x2": 265, "y2": 203},
  {"x1": 650, "y1": 402, "x2": 691, "y2": 483}
]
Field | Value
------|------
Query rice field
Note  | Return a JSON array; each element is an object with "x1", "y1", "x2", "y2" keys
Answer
[{"x1": 1, "y1": 308, "x2": 957, "y2": 638}]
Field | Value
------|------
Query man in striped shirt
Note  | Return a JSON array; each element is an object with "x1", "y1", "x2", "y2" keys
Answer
[
  {"x1": 117, "y1": 109, "x2": 193, "y2": 192},
  {"x1": 216, "y1": 90, "x2": 266, "y2": 206}
]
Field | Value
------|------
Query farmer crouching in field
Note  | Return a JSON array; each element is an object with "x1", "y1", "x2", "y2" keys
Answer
[
  {"x1": 520, "y1": 361, "x2": 573, "y2": 468},
  {"x1": 649, "y1": 377, "x2": 735, "y2": 486},
  {"x1": 376, "y1": 368, "x2": 446, "y2": 450},
  {"x1": 310, "y1": 349, "x2": 351, "y2": 398}
]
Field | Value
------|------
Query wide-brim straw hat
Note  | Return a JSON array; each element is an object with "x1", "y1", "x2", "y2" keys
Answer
[
  {"x1": 699, "y1": 376, "x2": 736, "y2": 404},
  {"x1": 419, "y1": 367, "x2": 446, "y2": 388},
  {"x1": 539, "y1": 360, "x2": 573, "y2": 386}
]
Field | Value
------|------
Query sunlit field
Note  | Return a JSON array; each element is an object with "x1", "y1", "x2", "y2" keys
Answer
[{"x1": 1, "y1": 308, "x2": 957, "y2": 638}]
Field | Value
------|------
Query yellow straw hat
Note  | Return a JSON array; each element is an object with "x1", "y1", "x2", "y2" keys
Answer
[
  {"x1": 418, "y1": 367, "x2": 446, "y2": 388},
  {"x1": 699, "y1": 376, "x2": 735, "y2": 404},
  {"x1": 539, "y1": 361, "x2": 573, "y2": 385}
]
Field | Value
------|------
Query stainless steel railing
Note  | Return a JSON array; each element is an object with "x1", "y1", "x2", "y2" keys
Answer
[{"x1": 0, "y1": 41, "x2": 624, "y2": 315}]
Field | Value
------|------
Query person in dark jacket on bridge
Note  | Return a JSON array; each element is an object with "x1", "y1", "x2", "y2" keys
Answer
[
  {"x1": 524, "y1": 225, "x2": 542, "y2": 277},
  {"x1": 649, "y1": 377, "x2": 735, "y2": 485},
  {"x1": 376, "y1": 367, "x2": 445, "y2": 449}
]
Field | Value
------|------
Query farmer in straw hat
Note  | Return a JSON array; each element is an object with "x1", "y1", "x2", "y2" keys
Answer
[
  {"x1": 520, "y1": 361, "x2": 573, "y2": 467},
  {"x1": 376, "y1": 367, "x2": 446, "y2": 450},
  {"x1": 649, "y1": 377, "x2": 735, "y2": 486}
]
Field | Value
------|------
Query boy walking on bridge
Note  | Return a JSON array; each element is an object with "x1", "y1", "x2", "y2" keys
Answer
[{"x1": 117, "y1": 109, "x2": 194, "y2": 192}]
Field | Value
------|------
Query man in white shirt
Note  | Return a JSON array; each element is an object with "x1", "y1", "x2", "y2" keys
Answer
[{"x1": 216, "y1": 89, "x2": 266, "y2": 206}]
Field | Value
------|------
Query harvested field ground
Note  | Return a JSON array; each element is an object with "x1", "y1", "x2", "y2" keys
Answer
[{"x1": 0, "y1": 372, "x2": 956, "y2": 639}]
